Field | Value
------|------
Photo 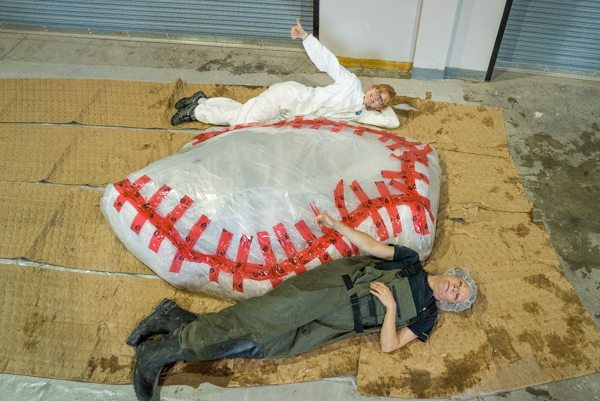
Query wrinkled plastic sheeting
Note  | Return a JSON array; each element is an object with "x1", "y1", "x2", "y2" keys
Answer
[
  {"x1": 0, "y1": 372, "x2": 375, "y2": 401},
  {"x1": 0, "y1": 373, "x2": 136, "y2": 401},
  {"x1": 101, "y1": 118, "x2": 441, "y2": 300}
]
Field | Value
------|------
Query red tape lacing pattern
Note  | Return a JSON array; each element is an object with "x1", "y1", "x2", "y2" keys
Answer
[{"x1": 112, "y1": 117, "x2": 434, "y2": 293}]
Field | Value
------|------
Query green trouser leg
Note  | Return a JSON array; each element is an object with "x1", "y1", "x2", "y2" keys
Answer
[{"x1": 179, "y1": 256, "x2": 380, "y2": 361}]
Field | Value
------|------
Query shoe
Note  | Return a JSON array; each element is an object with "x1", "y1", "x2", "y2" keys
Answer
[
  {"x1": 133, "y1": 329, "x2": 185, "y2": 401},
  {"x1": 127, "y1": 299, "x2": 197, "y2": 347},
  {"x1": 175, "y1": 91, "x2": 207, "y2": 110},
  {"x1": 170, "y1": 103, "x2": 198, "y2": 126}
]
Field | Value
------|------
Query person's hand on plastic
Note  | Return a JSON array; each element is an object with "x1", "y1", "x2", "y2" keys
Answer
[
  {"x1": 314, "y1": 211, "x2": 338, "y2": 229},
  {"x1": 290, "y1": 18, "x2": 309, "y2": 40},
  {"x1": 370, "y1": 282, "x2": 397, "y2": 310}
]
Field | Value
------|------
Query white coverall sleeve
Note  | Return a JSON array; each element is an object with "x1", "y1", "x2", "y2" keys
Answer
[
  {"x1": 355, "y1": 107, "x2": 400, "y2": 129},
  {"x1": 302, "y1": 34, "x2": 355, "y2": 85}
]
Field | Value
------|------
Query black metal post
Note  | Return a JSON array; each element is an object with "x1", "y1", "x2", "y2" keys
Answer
[
  {"x1": 313, "y1": 0, "x2": 320, "y2": 39},
  {"x1": 485, "y1": 0, "x2": 514, "y2": 82}
]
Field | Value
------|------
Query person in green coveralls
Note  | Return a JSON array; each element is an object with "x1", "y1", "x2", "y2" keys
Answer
[{"x1": 128, "y1": 211, "x2": 477, "y2": 401}]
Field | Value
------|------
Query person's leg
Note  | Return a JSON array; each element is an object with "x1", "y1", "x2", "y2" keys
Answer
[
  {"x1": 133, "y1": 329, "x2": 184, "y2": 401},
  {"x1": 178, "y1": 281, "x2": 349, "y2": 360},
  {"x1": 175, "y1": 91, "x2": 207, "y2": 110},
  {"x1": 233, "y1": 82, "x2": 311, "y2": 125},
  {"x1": 127, "y1": 299, "x2": 198, "y2": 347},
  {"x1": 257, "y1": 303, "x2": 357, "y2": 359},
  {"x1": 171, "y1": 97, "x2": 244, "y2": 126},
  {"x1": 178, "y1": 256, "x2": 381, "y2": 360},
  {"x1": 132, "y1": 297, "x2": 354, "y2": 401}
]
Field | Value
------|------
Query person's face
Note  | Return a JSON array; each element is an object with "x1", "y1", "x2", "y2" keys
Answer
[
  {"x1": 431, "y1": 275, "x2": 471, "y2": 304},
  {"x1": 364, "y1": 85, "x2": 390, "y2": 111}
]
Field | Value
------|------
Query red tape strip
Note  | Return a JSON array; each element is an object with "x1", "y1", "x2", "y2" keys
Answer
[
  {"x1": 209, "y1": 229, "x2": 234, "y2": 282},
  {"x1": 375, "y1": 181, "x2": 402, "y2": 237},
  {"x1": 169, "y1": 214, "x2": 211, "y2": 273},
  {"x1": 113, "y1": 175, "x2": 151, "y2": 212},
  {"x1": 131, "y1": 184, "x2": 171, "y2": 235},
  {"x1": 149, "y1": 195, "x2": 193, "y2": 253},
  {"x1": 350, "y1": 180, "x2": 389, "y2": 241},
  {"x1": 232, "y1": 234, "x2": 252, "y2": 292}
]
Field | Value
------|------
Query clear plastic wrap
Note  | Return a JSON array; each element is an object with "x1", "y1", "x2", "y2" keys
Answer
[{"x1": 100, "y1": 118, "x2": 441, "y2": 301}]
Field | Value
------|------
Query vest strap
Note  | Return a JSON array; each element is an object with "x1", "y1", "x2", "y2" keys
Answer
[
  {"x1": 404, "y1": 299, "x2": 438, "y2": 325},
  {"x1": 395, "y1": 261, "x2": 423, "y2": 278},
  {"x1": 342, "y1": 274, "x2": 364, "y2": 333}
]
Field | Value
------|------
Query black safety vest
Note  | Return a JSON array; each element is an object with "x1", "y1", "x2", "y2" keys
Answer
[{"x1": 341, "y1": 262, "x2": 437, "y2": 334}]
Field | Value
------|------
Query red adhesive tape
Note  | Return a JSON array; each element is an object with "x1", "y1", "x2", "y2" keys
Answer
[
  {"x1": 113, "y1": 175, "x2": 151, "y2": 212},
  {"x1": 375, "y1": 181, "x2": 402, "y2": 237},
  {"x1": 131, "y1": 184, "x2": 171, "y2": 235},
  {"x1": 149, "y1": 195, "x2": 193, "y2": 253},
  {"x1": 350, "y1": 180, "x2": 389, "y2": 241}
]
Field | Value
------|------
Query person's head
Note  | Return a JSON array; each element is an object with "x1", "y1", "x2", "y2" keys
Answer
[
  {"x1": 429, "y1": 267, "x2": 477, "y2": 312},
  {"x1": 363, "y1": 84, "x2": 396, "y2": 111}
]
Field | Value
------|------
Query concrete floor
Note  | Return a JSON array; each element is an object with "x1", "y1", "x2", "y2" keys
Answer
[{"x1": 0, "y1": 30, "x2": 599, "y2": 401}]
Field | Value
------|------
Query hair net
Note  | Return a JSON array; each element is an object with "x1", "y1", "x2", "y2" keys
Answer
[{"x1": 436, "y1": 267, "x2": 477, "y2": 312}]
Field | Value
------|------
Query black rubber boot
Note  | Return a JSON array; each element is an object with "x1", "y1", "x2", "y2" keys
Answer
[
  {"x1": 174, "y1": 91, "x2": 207, "y2": 110},
  {"x1": 133, "y1": 329, "x2": 185, "y2": 401},
  {"x1": 127, "y1": 299, "x2": 197, "y2": 347},
  {"x1": 170, "y1": 103, "x2": 198, "y2": 126}
]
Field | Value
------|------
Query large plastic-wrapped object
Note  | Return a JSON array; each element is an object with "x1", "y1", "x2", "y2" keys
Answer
[{"x1": 101, "y1": 117, "x2": 441, "y2": 301}]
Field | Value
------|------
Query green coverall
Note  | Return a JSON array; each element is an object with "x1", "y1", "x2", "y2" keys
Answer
[{"x1": 179, "y1": 254, "x2": 427, "y2": 361}]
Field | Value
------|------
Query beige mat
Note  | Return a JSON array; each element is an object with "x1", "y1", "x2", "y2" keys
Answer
[
  {"x1": 0, "y1": 124, "x2": 194, "y2": 186},
  {"x1": 0, "y1": 78, "x2": 266, "y2": 129},
  {"x1": 0, "y1": 181, "x2": 149, "y2": 274},
  {"x1": 0, "y1": 263, "x2": 357, "y2": 386},
  {"x1": 1, "y1": 78, "x2": 599, "y2": 398}
]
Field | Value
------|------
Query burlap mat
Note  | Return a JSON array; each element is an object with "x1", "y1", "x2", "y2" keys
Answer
[{"x1": 1, "y1": 78, "x2": 599, "y2": 397}]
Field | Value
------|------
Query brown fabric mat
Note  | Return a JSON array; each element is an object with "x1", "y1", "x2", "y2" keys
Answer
[
  {"x1": 0, "y1": 124, "x2": 194, "y2": 186},
  {"x1": 0, "y1": 181, "x2": 149, "y2": 274},
  {"x1": 0, "y1": 263, "x2": 358, "y2": 386},
  {"x1": 1, "y1": 78, "x2": 599, "y2": 398},
  {"x1": 0, "y1": 78, "x2": 266, "y2": 129}
]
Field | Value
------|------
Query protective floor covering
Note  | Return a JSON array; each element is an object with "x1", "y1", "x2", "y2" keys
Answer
[{"x1": 1, "y1": 78, "x2": 599, "y2": 398}]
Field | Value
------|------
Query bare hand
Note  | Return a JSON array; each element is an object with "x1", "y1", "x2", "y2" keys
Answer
[
  {"x1": 314, "y1": 211, "x2": 338, "y2": 230},
  {"x1": 370, "y1": 282, "x2": 397, "y2": 310},
  {"x1": 290, "y1": 18, "x2": 309, "y2": 40}
]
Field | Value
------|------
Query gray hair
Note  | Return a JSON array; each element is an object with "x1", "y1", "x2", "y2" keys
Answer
[{"x1": 436, "y1": 267, "x2": 477, "y2": 312}]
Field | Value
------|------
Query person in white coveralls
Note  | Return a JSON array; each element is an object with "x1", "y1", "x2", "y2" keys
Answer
[{"x1": 170, "y1": 18, "x2": 400, "y2": 129}]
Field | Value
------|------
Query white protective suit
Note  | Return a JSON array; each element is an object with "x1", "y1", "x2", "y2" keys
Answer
[{"x1": 193, "y1": 34, "x2": 400, "y2": 129}]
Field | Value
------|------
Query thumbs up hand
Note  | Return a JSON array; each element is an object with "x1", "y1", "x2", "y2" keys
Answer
[{"x1": 291, "y1": 18, "x2": 309, "y2": 40}]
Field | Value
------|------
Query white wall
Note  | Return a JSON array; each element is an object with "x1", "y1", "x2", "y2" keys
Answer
[
  {"x1": 319, "y1": 0, "x2": 507, "y2": 78},
  {"x1": 319, "y1": 0, "x2": 421, "y2": 62},
  {"x1": 412, "y1": 0, "x2": 459, "y2": 71},
  {"x1": 446, "y1": 0, "x2": 507, "y2": 71}
]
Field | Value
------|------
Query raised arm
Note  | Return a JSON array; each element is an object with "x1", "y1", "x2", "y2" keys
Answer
[
  {"x1": 314, "y1": 211, "x2": 394, "y2": 260},
  {"x1": 291, "y1": 19, "x2": 355, "y2": 84}
]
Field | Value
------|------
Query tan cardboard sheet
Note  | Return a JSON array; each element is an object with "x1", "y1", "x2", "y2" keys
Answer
[
  {"x1": 1, "y1": 78, "x2": 600, "y2": 398},
  {"x1": 0, "y1": 263, "x2": 357, "y2": 386},
  {"x1": 0, "y1": 78, "x2": 266, "y2": 129},
  {"x1": 0, "y1": 181, "x2": 150, "y2": 274},
  {"x1": 0, "y1": 124, "x2": 194, "y2": 186}
]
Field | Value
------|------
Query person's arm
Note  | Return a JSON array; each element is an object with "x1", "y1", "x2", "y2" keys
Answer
[
  {"x1": 370, "y1": 282, "x2": 418, "y2": 352},
  {"x1": 291, "y1": 18, "x2": 354, "y2": 84},
  {"x1": 355, "y1": 107, "x2": 400, "y2": 129},
  {"x1": 314, "y1": 211, "x2": 394, "y2": 260}
]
